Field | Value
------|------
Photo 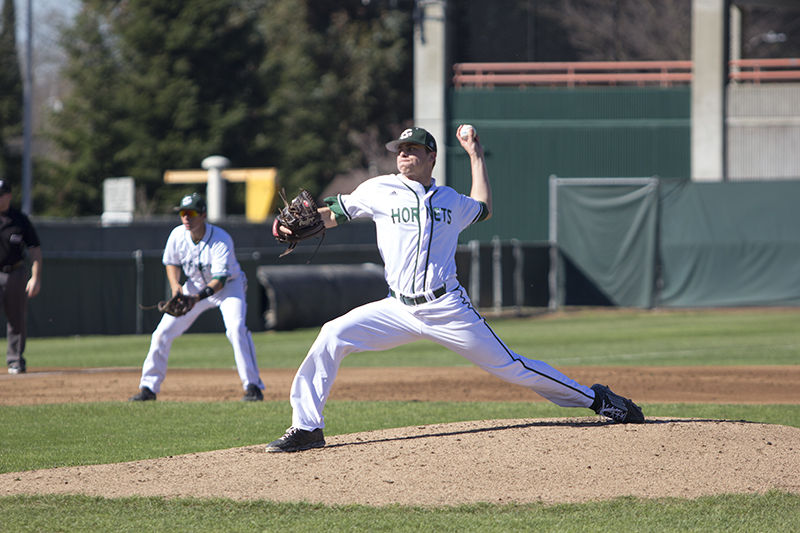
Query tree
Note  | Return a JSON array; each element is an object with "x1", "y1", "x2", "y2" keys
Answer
[
  {"x1": 41, "y1": 0, "x2": 412, "y2": 215},
  {"x1": 0, "y1": 0, "x2": 23, "y2": 181},
  {"x1": 540, "y1": 0, "x2": 691, "y2": 61},
  {"x1": 43, "y1": 0, "x2": 268, "y2": 216},
  {"x1": 257, "y1": 0, "x2": 412, "y2": 193}
]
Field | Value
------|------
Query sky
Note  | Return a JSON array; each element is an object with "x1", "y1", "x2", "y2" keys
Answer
[
  {"x1": 11, "y1": 0, "x2": 79, "y2": 82},
  {"x1": 13, "y1": 0, "x2": 79, "y2": 45}
]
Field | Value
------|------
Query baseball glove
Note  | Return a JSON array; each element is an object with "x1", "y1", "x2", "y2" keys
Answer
[
  {"x1": 272, "y1": 188, "x2": 325, "y2": 257},
  {"x1": 157, "y1": 293, "x2": 196, "y2": 317}
]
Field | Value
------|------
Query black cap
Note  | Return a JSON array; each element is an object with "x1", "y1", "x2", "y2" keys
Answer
[
  {"x1": 385, "y1": 127, "x2": 437, "y2": 153},
  {"x1": 174, "y1": 192, "x2": 207, "y2": 213},
  {"x1": 0, "y1": 179, "x2": 11, "y2": 194}
]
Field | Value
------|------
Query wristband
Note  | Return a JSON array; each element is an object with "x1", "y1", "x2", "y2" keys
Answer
[{"x1": 197, "y1": 286, "x2": 215, "y2": 300}]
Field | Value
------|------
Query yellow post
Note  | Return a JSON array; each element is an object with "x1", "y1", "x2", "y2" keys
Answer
[
  {"x1": 164, "y1": 167, "x2": 278, "y2": 222},
  {"x1": 243, "y1": 169, "x2": 278, "y2": 222}
]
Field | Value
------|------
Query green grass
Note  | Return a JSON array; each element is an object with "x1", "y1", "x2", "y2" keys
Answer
[
  {"x1": 3, "y1": 308, "x2": 800, "y2": 531},
  {"x1": 1, "y1": 492, "x2": 798, "y2": 533},
  {"x1": 23, "y1": 307, "x2": 800, "y2": 369}
]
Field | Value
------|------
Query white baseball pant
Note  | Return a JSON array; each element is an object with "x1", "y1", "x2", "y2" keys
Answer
[
  {"x1": 139, "y1": 277, "x2": 263, "y2": 394},
  {"x1": 290, "y1": 285, "x2": 594, "y2": 430}
]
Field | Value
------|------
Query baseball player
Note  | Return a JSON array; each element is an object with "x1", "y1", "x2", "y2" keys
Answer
[
  {"x1": 0, "y1": 179, "x2": 42, "y2": 375},
  {"x1": 129, "y1": 193, "x2": 265, "y2": 402},
  {"x1": 266, "y1": 126, "x2": 643, "y2": 452}
]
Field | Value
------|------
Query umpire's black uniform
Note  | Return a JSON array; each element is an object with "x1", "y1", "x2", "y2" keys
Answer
[{"x1": 0, "y1": 180, "x2": 41, "y2": 373}]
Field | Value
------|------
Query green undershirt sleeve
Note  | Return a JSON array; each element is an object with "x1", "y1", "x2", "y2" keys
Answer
[
  {"x1": 324, "y1": 196, "x2": 349, "y2": 225},
  {"x1": 475, "y1": 201, "x2": 490, "y2": 223}
]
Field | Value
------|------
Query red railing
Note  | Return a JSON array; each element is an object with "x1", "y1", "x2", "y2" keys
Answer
[
  {"x1": 453, "y1": 59, "x2": 800, "y2": 88},
  {"x1": 453, "y1": 61, "x2": 692, "y2": 88},
  {"x1": 729, "y1": 58, "x2": 800, "y2": 83}
]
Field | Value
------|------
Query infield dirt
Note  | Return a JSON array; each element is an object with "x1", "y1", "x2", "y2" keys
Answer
[{"x1": 2, "y1": 366, "x2": 799, "y2": 505}]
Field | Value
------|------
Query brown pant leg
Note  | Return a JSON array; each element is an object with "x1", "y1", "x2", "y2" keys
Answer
[{"x1": 3, "y1": 269, "x2": 28, "y2": 366}]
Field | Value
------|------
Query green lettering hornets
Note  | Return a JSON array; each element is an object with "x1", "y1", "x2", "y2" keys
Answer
[{"x1": 267, "y1": 126, "x2": 644, "y2": 452}]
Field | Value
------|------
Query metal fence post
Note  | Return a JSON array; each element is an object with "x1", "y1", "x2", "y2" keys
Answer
[
  {"x1": 134, "y1": 249, "x2": 143, "y2": 334},
  {"x1": 548, "y1": 175, "x2": 560, "y2": 310},
  {"x1": 469, "y1": 240, "x2": 480, "y2": 307},
  {"x1": 492, "y1": 235, "x2": 502, "y2": 313},
  {"x1": 512, "y1": 238, "x2": 523, "y2": 313}
]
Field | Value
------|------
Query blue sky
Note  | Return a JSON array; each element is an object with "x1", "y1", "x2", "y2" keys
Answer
[{"x1": 13, "y1": 0, "x2": 79, "y2": 44}]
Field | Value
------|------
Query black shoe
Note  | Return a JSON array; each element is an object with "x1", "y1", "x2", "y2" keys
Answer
[
  {"x1": 129, "y1": 387, "x2": 157, "y2": 402},
  {"x1": 591, "y1": 384, "x2": 645, "y2": 423},
  {"x1": 242, "y1": 384, "x2": 264, "y2": 402},
  {"x1": 265, "y1": 427, "x2": 325, "y2": 453},
  {"x1": 7, "y1": 361, "x2": 26, "y2": 374}
]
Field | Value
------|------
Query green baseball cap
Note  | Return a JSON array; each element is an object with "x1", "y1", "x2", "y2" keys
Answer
[
  {"x1": 385, "y1": 127, "x2": 437, "y2": 153},
  {"x1": 174, "y1": 192, "x2": 207, "y2": 213}
]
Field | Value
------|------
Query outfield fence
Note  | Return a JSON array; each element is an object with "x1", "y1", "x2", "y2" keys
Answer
[{"x1": 22, "y1": 241, "x2": 552, "y2": 337}]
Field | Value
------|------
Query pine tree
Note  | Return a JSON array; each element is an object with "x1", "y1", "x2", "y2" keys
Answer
[
  {"x1": 258, "y1": 0, "x2": 411, "y2": 193},
  {"x1": 46, "y1": 0, "x2": 267, "y2": 216},
  {"x1": 0, "y1": 0, "x2": 23, "y2": 180},
  {"x1": 43, "y1": 0, "x2": 412, "y2": 215}
]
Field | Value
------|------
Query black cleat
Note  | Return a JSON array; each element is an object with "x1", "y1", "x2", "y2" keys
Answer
[
  {"x1": 7, "y1": 361, "x2": 26, "y2": 374},
  {"x1": 265, "y1": 427, "x2": 325, "y2": 453},
  {"x1": 591, "y1": 384, "x2": 645, "y2": 423},
  {"x1": 129, "y1": 387, "x2": 157, "y2": 402},
  {"x1": 242, "y1": 384, "x2": 264, "y2": 402}
]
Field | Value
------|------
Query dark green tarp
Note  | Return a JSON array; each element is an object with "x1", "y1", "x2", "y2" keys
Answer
[
  {"x1": 658, "y1": 180, "x2": 800, "y2": 307},
  {"x1": 555, "y1": 179, "x2": 800, "y2": 308},
  {"x1": 556, "y1": 180, "x2": 659, "y2": 307}
]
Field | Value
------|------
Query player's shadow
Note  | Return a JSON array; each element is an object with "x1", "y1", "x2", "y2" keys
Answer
[{"x1": 323, "y1": 417, "x2": 754, "y2": 450}]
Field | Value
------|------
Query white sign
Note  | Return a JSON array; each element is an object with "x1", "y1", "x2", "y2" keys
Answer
[{"x1": 102, "y1": 177, "x2": 135, "y2": 225}]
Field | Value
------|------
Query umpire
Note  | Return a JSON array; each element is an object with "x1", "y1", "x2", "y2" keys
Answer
[{"x1": 0, "y1": 179, "x2": 42, "y2": 374}]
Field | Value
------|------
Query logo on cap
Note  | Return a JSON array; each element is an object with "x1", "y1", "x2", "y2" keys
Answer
[{"x1": 399, "y1": 129, "x2": 413, "y2": 140}]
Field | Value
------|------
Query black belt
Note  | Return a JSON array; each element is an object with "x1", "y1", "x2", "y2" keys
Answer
[
  {"x1": 389, "y1": 285, "x2": 446, "y2": 306},
  {"x1": 0, "y1": 261, "x2": 23, "y2": 273}
]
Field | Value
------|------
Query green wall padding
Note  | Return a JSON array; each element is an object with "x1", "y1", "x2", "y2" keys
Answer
[
  {"x1": 557, "y1": 181, "x2": 658, "y2": 307},
  {"x1": 448, "y1": 86, "x2": 690, "y2": 243},
  {"x1": 555, "y1": 179, "x2": 800, "y2": 308}
]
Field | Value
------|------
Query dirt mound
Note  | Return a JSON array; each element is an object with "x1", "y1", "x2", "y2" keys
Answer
[{"x1": 2, "y1": 417, "x2": 799, "y2": 505}]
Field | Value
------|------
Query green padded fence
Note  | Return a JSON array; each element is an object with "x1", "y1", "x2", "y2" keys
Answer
[
  {"x1": 551, "y1": 178, "x2": 800, "y2": 308},
  {"x1": 447, "y1": 86, "x2": 690, "y2": 243}
]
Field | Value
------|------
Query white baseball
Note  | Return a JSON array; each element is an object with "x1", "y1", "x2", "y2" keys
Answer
[{"x1": 460, "y1": 124, "x2": 474, "y2": 140}]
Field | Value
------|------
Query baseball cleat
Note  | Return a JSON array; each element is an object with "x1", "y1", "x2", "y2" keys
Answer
[
  {"x1": 242, "y1": 384, "x2": 264, "y2": 402},
  {"x1": 128, "y1": 387, "x2": 157, "y2": 402},
  {"x1": 265, "y1": 427, "x2": 325, "y2": 453},
  {"x1": 8, "y1": 363, "x2": 25, "y2": 374},
  {"x1": 590, "y1": 384, "x2": 645, "y2": 423}
]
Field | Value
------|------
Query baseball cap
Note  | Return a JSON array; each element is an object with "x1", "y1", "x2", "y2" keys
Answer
[
  {"x1": 385, "y1": 127, "x2": 437, "y2": 153},
  {"x1": 174, "y1": 192, "x2": 207, "y2": 213},
  {"x1": 0, "y1": 179, "x2": 11, "y2": 194}
]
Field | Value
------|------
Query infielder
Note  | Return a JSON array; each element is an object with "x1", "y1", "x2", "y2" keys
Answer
[
  {"x1": 129, "y1": 193, "x2": 265, "y2": 402},
  {"x1": 266, "y1": 126, "x2": 643, "y2": 452}
]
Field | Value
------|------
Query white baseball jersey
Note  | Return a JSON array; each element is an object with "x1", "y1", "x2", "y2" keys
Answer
[
  {"x1": 162, "y1": 223, "x2": 242, "y2": 294},
  {"x1": 331, "y1": 174, "x2": 484, "y2": 297},
  {"x1": 288, "y1": 173, "x2": 596, "y2": 431},
  {"x1": 138, "y1": 222, "x2": 263, "y2": 394}
]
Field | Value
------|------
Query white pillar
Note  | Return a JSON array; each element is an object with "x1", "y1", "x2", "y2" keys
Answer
[
  {"x1": 414, "y1": 0, "x2": 448, "y2": 185},
  {"x1": 691, "y1": 0, "x2": 727, "y2": 182},
  {"x1": 201, "y1": 155, "x2": 230, "y2": 222}
]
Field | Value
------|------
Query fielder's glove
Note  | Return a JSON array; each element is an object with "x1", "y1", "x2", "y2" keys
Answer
[
  {"x1": 272, "y1": 188, "x2": 326, "y2": 257},
  {"x1": 157, "y1": 293, "x2": 196, "y2": 317}
]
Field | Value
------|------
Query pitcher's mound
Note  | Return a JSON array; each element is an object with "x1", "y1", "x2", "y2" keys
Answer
[{"x1": 3, "y1": 417, "x2": 798, "y2": 505}]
